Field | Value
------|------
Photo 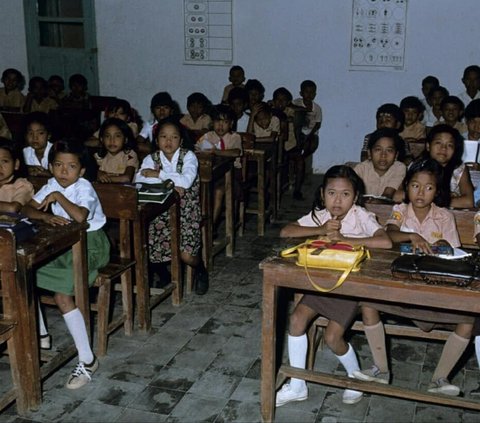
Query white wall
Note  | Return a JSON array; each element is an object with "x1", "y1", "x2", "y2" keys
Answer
[
  {"x1": 0, "y1": 1, "x2": 29, "y2": 83},
  {"x1": 2, "y1": 1, "x2": 480, "y2": 172}
]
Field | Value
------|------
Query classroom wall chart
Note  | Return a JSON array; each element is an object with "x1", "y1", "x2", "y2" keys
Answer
[
  {"x1": 184, "y1": 0, "x2": 233, "y2": 65},
  {"x1": 350, "y1": 0, "x2": 408, "y2": 71}
]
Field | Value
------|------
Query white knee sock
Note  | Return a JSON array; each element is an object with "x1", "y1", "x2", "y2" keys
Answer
[
  {"x1": 476, "y1": 336, "x2": 480, "y2": 370},
  {"x1": 38, "y1": 303, "x2": 48, "y2": 336},
  {"x1": 288, "y1": 334, "x2": 308, "y2": 391},
  {"x1": 63, "y1": 308, "x2": 94, "y2": 364},
  {"x1": 335, "y1": 343, "x2": 362, "y2": 396}
]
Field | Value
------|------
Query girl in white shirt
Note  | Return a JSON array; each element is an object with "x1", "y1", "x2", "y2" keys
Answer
[
  {"x1": 22, "y1": 111, "x2": 53, "y2": 177},
  {"x1": 135, "y1": 118, "x2": 207, "y2": 295}
]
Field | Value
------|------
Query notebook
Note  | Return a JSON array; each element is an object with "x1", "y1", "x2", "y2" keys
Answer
[{"x1": 462, "y1": 140, "x2": 479, "y2": 163}]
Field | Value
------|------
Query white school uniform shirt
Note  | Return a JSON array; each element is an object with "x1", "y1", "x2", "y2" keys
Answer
[
  {"x1": 23, "y1": 142, "x2": 53, "y2": 169},
  {"x1": 291, "y1": 98, "x2": 322, "y2": 135},
  {"x1": 134, "y1": 149, "x2": 198, "y2": 189},
  {"x1": 138, "y1": 120, "x2": 157, "y2": 143},
  {"x1": 236, "y1": 113, "x2": 249, "y2": 132},
  {"x1": 33, "y1": 177, "x2": 106, "y2": 231},
  {"x1": 297, "y1": 204, "x2": 382, "y2": 238},
  {"x1": 457, "y1": 90, "x2": 480, "y2": 107}
]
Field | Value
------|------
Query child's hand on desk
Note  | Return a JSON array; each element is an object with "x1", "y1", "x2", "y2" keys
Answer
[
  {"x1": 42, "y1": 214, "x2": 71, "y2": 226},
  {"x1": 97, "y1": 171, "x2": 112, "y2": 183},
  {"x1": 140, "y1": 168, "x2": 160, "y2": 178},
  {"x1": 409, "y1": 233, "x2": 432, "y2": 254}
]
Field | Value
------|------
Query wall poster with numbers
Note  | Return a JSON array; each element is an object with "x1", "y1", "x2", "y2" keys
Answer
[
  {"x1": 350, "y1": 0, "x2": 408, "y2": 71},
  {"x1": 184, "y1": 0, "x2": 233, "y2": 66}
]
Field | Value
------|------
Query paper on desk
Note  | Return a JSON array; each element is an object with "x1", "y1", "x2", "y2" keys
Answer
[{"x1": 438, "y1": 248, "x2": 472, "y2": 260}]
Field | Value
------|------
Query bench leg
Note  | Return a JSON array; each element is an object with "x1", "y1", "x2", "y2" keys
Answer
[
  {"x1": 96, "y1": 279, "x2": 111, "y2": 357},
  {"x1": 121, "y1": 269, "x2": 133, "y2": 336}
]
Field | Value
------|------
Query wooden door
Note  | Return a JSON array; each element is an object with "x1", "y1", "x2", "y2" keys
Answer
[{"x1": 23, "y1": 0, "x2": 99, "y2": 94}]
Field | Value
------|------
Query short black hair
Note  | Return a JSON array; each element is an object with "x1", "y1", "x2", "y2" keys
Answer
[
  {"x1": 68, "y1": 73, "x2": 88, "y2": 88},
  {"x1": 28, "y1": 76, "x2": 47, "y2": 91},
  {"x1": 227, "y1": 86, "x2": 248, "y2": 104},
  {"x1": 1, "y1": 68, "x2": 25, "y2": 89},
  {"x1": 150, "y1": 91, "x2": 174, "y2": 110},
  {"x1": 400, "y1": 96, "x2": 425, "y2": 113},
  {"x1": 428, "y1": 85, "x2": 449, "y2": 100},
  {"x1": 463, "y1": 65, "x2": 480, "y2": 79},
  {"x1": 23, "y1": 111, "x2": 51, "y2": 135},
  {"x1": 465, "y1": 99, "x2": 480, "y2": 121},
  {"x1": 186, "y1": 92, "x2": 211, "y2": 108},
  {"x1": 272, "y1": 87, "x2": 293, "y2": 101},
  {"x1": 376, "y1": 103, "x2": 405, "y2": 127},
  {"x1": 211, "y1": 104, "x2": 235, "y2": 122},
  {"x1": 229, "y1": 65, "x2": 245, "y2": 75},
  {"x1": 422, "y1": 75, "x2": 440, "y2": 87},
  {"x1": 300, "y1": 80, "x2": 316, "y2": 91},
  {"x1": 367, "y1": 128, "x2": 406, "y2": 162},
  {"x1": 440, "y1": 95, "x2": 465, "y2": 112},
  {"x1": 245, "y1": 79, "x2": 265, "y2": 95}
]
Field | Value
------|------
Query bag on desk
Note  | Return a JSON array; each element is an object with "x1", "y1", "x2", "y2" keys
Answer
[
  {"x1": 137, "y1": 179, "x2": 174, "y2": 204},
  {"x1": 391, "y1": 254, "x2": 479, "y2": 287},
  {"x1": 0, "y1": 212, "x2": 38, "y2": 242},
  {"x1": 280, "y1": 239, "x2": 370, "y2": 292}
]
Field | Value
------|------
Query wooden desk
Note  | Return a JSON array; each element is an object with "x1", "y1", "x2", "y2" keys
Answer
[
  {"x1": 0, "y1": 221, "x2": 88, "y2": 415},
  {"x1": 244, "y1": 143, "x2": 276, "y2": 236},
  {"x1": 260, "y1": 251, "x2": 480, "y2": 422},
  {"x1": 92, "y1": 182, "x2": 182, "y2": 332},
  {"x1": 196, "y1": 153, "x2": 235, "y2": 270}
]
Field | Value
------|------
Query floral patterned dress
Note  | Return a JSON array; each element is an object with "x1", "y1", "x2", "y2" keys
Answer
[{"x1": 148, "y1": 148, "x2": 202, "y2": 263}]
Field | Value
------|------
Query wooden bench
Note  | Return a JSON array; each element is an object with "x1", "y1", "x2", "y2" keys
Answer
[{"x1": 306, "y1": 203, "x2": 478, "y2": 369}]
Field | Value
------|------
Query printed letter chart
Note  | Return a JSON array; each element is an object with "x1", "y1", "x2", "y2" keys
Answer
[
  {"x1": 184, "y1": 0, "x2": 233, "y2": 65},
  {"x1": 350, "y1": 0, "x2": 408, "y2": 71}
]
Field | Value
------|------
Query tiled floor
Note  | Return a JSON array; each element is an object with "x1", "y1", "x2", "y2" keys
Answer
[{"x1": 1, "y1": 174, "x2": 480, "y2": 422}]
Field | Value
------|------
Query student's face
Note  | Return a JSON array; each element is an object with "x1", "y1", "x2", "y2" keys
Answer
[
  {"x1": 300, "y1": 86, "x2": 316, "y2": 103},
  {"x1": 430, "y1": 90, "x2": 445, "y2": 108},
  {"x1": 427, "y1": 132, "x2": 455, "y2": 166},
  {"x1": 322, "y1": 177, "x2": 357, "y2": 220},
  {"x1": 49, "y1": 152, "x2": 85, "y2": 188},
  {"x1": 376, "y1": 113, "x2": 399, "y2": 130},
  {"x1": 153, "y1": 105, "x2": 172, "y2": 121},
  {"x1": 71, "y1": 82, "x2": 87, "y2": 97},
  {"x1": 229, "y1": 98, "x2": 245, "y2": 117},
  {"x1": 407, "y1": 171, "x2": 436, "y2": 211},
  {"x1": 26, "y1": 122, "x2": 49, "y2": 150},
  {"x1": 48, "y1": 79, "x2": 64, "y2": 95},
  {"x1": 402, "y1": 107, "x2": 421, "y2": 127},
  {"x1": 467, "y1": 117, "x2": 480, "y2": 140},
  {"x1": 101, "y1": 124, "x2": 125, "y2": 155},
  {"x1": 229, "y1": 69, "x2": 245, "y2": 86},
  {"x1": 213, "y1": 117, "x2": 232, "y2": 137},
  {"x1": 187, "y1": 101, "x2": 204, "y2": 120},
  {"x1": 441, "y1": 103, "x2": 462, "y2": 124},
  {"x1": 0, "y1": 148, "x2": 19, "y2": 186},
  {"x1": 272, "y1": 93, "x2": 290, "y2": 111},
  {"x1": 462, "y1": 70, "x2": 480, "y2": 94},
  {"x1": 255, "y1": 110, "x2": 271, "y2": 130},
  {"x1": 31, "y1": 81, "x2": 47, "y2": 98},
  {"x1": 157, "y1": 123, "x2": 181, "y2": 159},
  {"x1": 370, "y1": 137, "x2": 397, "y2": 176},
  {"x1": 248, "y1": 89, "x2": 263, "y2": 107},
  {"x1": 111, "y1": 107, "x2": 128, "y2": 121},
  {"x1": 421, "y1": 82, "x2": 436, "y2": 102},
  {"x1": 3, "y1": 72, "x2": 19, "y2": 91}
]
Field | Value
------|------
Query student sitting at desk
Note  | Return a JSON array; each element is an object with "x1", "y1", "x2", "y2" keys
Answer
[
  {"x1": 196, "y1": 104, "x2": 242, "y2": 232},
  {"x1": 22, "y1": 140, "x2": 110, "y2": 389},
  {"x1": 357, "y1": 159, "x2": 472, "y2": 397},
  {"x1": 135, "y1": 117, "x2": 208, "y2": 295},
  {"x1": 463, "y1": 98, "x2": 480, "y2": 141},
  {"x1": 354, "y1": 128, "x2": 406, "y2": 200},
  {"x1": 0, "y1": 68, "x2": 25, "y2": 111},
  {"x1": 277, "y1": 165, "x2": 391, "y2": 407},
  {"x1": 22, "y1": 111, "x2": 53, "y2": 178},
  {"x1": 94, "y1": 117, "x2": 139, "y2": 183}
]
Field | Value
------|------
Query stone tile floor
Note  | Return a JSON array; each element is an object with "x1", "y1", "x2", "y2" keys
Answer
[{"x1": 1, "y1": 174, "x2": 480, "y2": 422}]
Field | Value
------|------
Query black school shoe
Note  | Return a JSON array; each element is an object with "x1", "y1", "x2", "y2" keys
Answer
[{"x1": 195, "y1": 265, "x2": 209, "y2": 295}]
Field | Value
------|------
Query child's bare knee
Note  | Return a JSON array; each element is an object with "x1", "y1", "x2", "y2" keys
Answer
[{"x1": 362, "y1": 306, "x2": 380, "y2": 325}]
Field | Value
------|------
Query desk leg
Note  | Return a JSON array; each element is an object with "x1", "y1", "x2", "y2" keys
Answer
[
  {"x1": 225, "y1": 168, "x2": 234, "y2": 257},
  {"x1": 134, "y1": 216, "x2": 150, "y2": 332},
  {"x1": 261, "y1": 280, "x2": 277, "y2": 423},
  {"x1": 258, "y1": 157, "x2": 266, "y2": 236},
  {"x1": 201, "y1": 180, "x2": 213, "y2": 271},
  {"x1": 72, "y1": 230, "x2": 90, "y2": 337},
  {"x1": 169, "y1": 199, "x2": 182, "y2": 305},
  {"x1": 8, "y1": 264, "x2": 42, "y2": 413}
]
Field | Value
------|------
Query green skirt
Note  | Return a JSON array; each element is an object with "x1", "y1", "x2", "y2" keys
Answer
[{"x1": 36, "y1": 229, "x2": 110, "y2": 295}]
